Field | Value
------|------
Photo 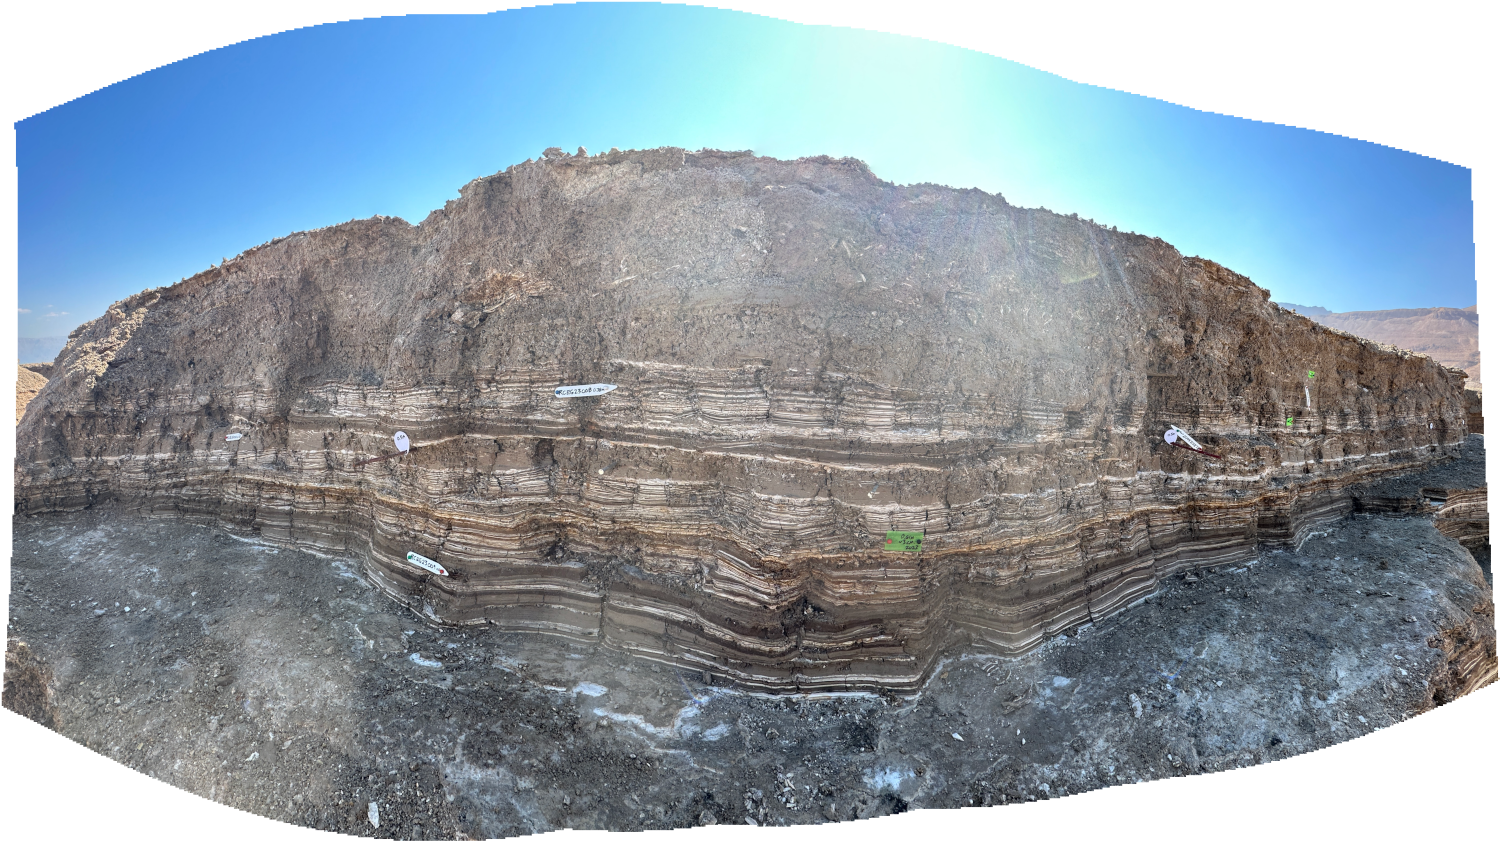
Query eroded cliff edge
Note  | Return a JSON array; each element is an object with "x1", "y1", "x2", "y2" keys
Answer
[{"x1": 15, "y1": 147, "x2": 1472, "y2": 692}]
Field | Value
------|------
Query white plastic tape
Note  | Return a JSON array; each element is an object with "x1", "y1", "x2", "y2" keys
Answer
[
  {"x1": 1168, "y1": 425, "x2": 1203, "y2": 451},
  {"x1": 405, "y1": 551, "x2": 449, "y2": 577},
  {"x1": 554, "y1": 383, "x2": 617, "y2": 398}
]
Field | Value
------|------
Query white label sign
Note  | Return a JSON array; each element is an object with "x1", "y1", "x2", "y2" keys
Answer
[
  {"x1": 224, "y1": 433, "x2": 244, "y2": 442},
  {"x1": 405, "y1": 551, "x2": 449, "y2": 577},
  {"x1": 394, "y1": 431, "x2": 410, "y2": 453},
  {"x1": 1166, "y1": 425, "x2": 1203, "y2": 451},
  {"x1": 554, "y1": 383, "x2": 617, "y2": 398}
]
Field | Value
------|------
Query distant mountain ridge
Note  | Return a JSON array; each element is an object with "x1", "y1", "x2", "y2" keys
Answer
[
  {"x1": 1276, "y1": 302, "x2": 1480, "y2": 388},
  {"x1": 18, "y1": 336, "x2": 68, "y2": 364},
  {"x1": 1279, "y1": 303, "x2": 1332, "y2": 318}
]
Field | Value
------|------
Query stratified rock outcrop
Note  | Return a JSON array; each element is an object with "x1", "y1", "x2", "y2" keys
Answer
[{"x1": 15, "y1": 148, "x2": 1472, "y2": 692}]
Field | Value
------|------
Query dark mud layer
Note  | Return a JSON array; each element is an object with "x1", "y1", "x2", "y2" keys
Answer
[{"x1": 6, "y1": 495, "x2": 1492, "y2": 839}]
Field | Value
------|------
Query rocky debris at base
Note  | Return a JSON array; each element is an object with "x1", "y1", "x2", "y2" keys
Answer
[{"x1": 6, "y1": 495, "x2": 1493, "y2": 838}]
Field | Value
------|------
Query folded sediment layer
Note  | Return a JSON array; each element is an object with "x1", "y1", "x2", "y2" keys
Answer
[
  {"x1": 16, "y1": 148, "x2": 1471, "y2": 692},
  {"x1": 1435, "y1": 488, "x2": 1490, "y2": 555}
]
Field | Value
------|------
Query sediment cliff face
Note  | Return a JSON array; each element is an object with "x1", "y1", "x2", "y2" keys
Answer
[{"x1": 15, "y1": 148, "x2": 1472, "y2": 692}]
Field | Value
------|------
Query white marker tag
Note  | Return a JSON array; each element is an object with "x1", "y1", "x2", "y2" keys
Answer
[
  {"x1": 393, "y1": 431, "x2": 410, "y2": 453},
  {"x1": 224, "y1": 433, "x2": 244, "y2": 442},
  {"x1": 405, "y1": 551, "x2": 448, "y2": 577},
  {"x1": 1305, "y1": 386, "x2": 1311, "y2": 408},
  {"x1": 1168, "y1": 425, "x2": 1203, "y2": 451},
  {"x1": 1163, "y1": 429, "x2": 1178, "y2": 444},
  {"x1": 554, "y1": 383, "x2": 617, "y2": 398}
]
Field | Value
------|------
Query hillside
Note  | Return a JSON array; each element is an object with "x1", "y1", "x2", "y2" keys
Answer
[{"x1": 1278, "y1": 302, "x2": 1479, "y2": 387}]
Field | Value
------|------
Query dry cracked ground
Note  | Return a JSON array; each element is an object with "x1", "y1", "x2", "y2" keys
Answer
[{"x1": 5, "y1": 440, "x2": 1493, "y2": 841}]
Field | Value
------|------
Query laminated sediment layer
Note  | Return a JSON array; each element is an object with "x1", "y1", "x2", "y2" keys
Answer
[{"x1": 16, "y1": 147, "x2": 1471, "y2": 692}]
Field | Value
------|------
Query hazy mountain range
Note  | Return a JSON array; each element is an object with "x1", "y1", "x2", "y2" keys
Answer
[
  {"x1": 18, "y1": 336, "x2": 69, "y2": 364},
  {"x1": 1278, "y1": 303, "x2": 1480, "y2": 388}
]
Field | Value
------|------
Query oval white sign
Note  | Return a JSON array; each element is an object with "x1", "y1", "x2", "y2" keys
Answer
[
  {"x1": 393, "y1": 431, "x2": 410, "y2": 453},
  {"x1": 224, "y1": 433, "x2": 244, "y2": 442},
  {"x1": 554, "y1": 383, "x2": 617, "y2": 398},
  {"x1": 405, "y1": 551, "x2": 449, "y2": 577}
]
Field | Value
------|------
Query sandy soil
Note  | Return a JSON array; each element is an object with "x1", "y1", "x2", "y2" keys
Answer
[{"x1": 5, "y1": 441, "x2": 1492, "y2": 840}]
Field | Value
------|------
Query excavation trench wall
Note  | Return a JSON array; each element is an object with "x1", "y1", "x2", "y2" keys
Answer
[{"x1": 15, "y1": 148, "x2": 1470, "y2": 692}]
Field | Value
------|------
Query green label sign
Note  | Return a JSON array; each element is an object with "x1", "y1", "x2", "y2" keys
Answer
[
  {"x1": 885, "y1": 531, "x2": 924, "y2": 552},
  {"x1": 1286, "y1": 417, "x2": 1294, "y2": 427},
  {"x1": 1307, "y1": 370, "x2": 1316, "y2": 379}
]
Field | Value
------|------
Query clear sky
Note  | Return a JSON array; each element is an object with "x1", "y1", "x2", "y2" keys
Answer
[{"x1": 16, "y1": 2, "x2": 1476, "y2": 340}]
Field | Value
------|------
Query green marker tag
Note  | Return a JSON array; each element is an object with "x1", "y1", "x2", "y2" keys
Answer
[
  {"x1": 885, "y1": 531, "x2": 924, "y2": 552},
  {"x1": 1308, "y1": 370, "x2": 1316, "y2": 379},
  {"x1": 1286, "y1": 417, "x2": 1294, "y2": 427},
  {"x1": 882, "y1": 528, "x2": 918, "y2": 549}
]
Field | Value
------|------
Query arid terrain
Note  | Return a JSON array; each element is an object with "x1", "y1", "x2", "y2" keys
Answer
[
  {"x1": 8, "y1": 149, "x2": 1491, "y2": 840},
  {"x1": 15, "y1": 148, "x2": 1473, "y2": 695}
]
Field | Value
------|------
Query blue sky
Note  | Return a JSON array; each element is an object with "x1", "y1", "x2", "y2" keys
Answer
[{"x1": 16, "y1": 2, "x2": 1476, "y2": 340}]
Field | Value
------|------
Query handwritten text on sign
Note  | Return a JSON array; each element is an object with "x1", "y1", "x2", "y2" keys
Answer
[
  {"x1": 405, "y1": 551, "x2": 449, "y2": 577},
  {"x1": 885, "y1": 531, "x2": 925, "y2": 552},
  {"x1": 555, "y1": 384, "x2": 617, "y2": 398}
]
